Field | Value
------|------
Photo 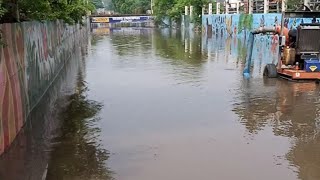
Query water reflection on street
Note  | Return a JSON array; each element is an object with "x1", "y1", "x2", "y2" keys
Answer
[{"x1": 1, "y1": 27, "x2": 320, "y2": 180}]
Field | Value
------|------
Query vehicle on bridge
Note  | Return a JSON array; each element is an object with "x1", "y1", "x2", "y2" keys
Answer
[{"x1": 263, "y1": 11, "x2": 320, "y2": 81}]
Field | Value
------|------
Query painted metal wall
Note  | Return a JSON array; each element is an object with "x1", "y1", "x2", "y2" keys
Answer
[
  {"x1": 202, "y1": 13, "x2": 320, "y2": 36},
  {"x1": 0, "y1": 20, "x2": 88, "y2": 155}
]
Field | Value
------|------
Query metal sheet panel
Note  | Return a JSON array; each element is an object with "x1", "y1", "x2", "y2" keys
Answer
[{"x1": 297, "y1": 26, "x2": 320, "y2": 54}]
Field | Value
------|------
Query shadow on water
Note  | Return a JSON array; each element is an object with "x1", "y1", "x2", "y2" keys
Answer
[
  {"x1": 0, "y1": 40, "x2": 87, "y2": 180},
  {"x1": 45, "y1": 33, "x2": 113, "y2": 180},
  {"x1": 46, "y1": 67, "x2": 114, "y2": 180},
  {"x1": 232, "y1": 78, "x2": 320, "y2": 179},
  {"x1": 233, "y1": 79, "x2": 320, "y2": 135},
  {"x1": 0, "y1": 33, "x2": 113, "y2": 180},
  {"x1": 287, "y1": 134, "x2": 320, "y2": 180}
]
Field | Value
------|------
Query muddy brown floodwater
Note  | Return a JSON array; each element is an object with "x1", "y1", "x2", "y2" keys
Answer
[{"x1": 1, "y1": 28, "x2": 320, "y2": 180}]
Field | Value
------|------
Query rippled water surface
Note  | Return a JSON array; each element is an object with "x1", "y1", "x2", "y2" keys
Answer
[{"x1": 1, "y1": 28, "x2": 320, "y2": 180}]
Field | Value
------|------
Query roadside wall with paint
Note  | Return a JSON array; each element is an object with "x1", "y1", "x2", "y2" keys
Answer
[
  {"x1": 0, "y1": 20, "x2": 89, "y2": 155},
  {"x1": 202, "y1": 14, "x2": 320, "y2": 76},
  {"x1": 202, "y1": 13, "x2": 320, "y2": 37}
]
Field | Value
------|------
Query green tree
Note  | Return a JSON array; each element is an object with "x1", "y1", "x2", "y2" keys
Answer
[
  {"x1": 153, "y1": 0, "x2": 175, "y2": 22},
  {"x1": 153, "y1": 0, "x2": 208, "y2": 25},
  {"x1": 92, "y1": 0, "x2": 104, "y2": 8},
  {"x1": 0, "y1": 1, "x2": 6, "y2": 18},
  {"x1": 111, "y1": 0, "x2": 151, "y2": 14},
  {"x1": 286, "y1": 0, "x2": 303, "y2": 10},
  {"x1": 0, "y1": 0, "x2": 95, "y2": 23}
]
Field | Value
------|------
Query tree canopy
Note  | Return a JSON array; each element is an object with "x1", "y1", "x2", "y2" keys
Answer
[
  {"x1": 0, "y1": 0, "x2": 95, "y2": 23},
  {"x1": 92, "y1": 0, "x2": 104, "y2": 9},
  {"x1": 109, "y1": 0, "x2": 207, "y2": 24},
  {"x1": 154, "y1": 0, "x2": 208, "y2": 24},
  {"x1": 111, "y1": 0, "x2": 150, "y2": 14}
]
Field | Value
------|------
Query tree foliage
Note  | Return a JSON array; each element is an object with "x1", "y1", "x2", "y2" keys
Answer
[
  {"x1": 0, "y1": 1, "x2": 6, "y2": 18},
  {"x1": 111, "y1": 0, "x2": 150, "y2": 14},
  {"x1": 92, "y1": 0, "x2": 104, "y2": 9},
  {"x1": 286, "y1": 0, "x2": 303, "y2": 10},
  {"x1": 154, "y1": 0, "x2": 208, "y2": 24},
  {"x1": 0, "y1": 0, "x2": 95, "y2": 24}
]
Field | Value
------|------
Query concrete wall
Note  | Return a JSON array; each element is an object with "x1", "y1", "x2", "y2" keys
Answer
[{"x1": 0, "y1": 20, "x2": 89, "y2": 155}]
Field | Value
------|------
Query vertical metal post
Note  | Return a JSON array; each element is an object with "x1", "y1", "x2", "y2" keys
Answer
[
  {"x1": 264, "y1": 0, "x2": 269, "y2": 13},
  {"x1": 209, "y1": 3, "x2": 213, "y2": 15},
  {"x1": 217, "y1": 2, "x2": 221, "y2": 14},
  {"x1": 237, "y1": 2, "x2": 240, "y2": 14},
  {"x1": 282, "y1": 0, "x2": 286, "y2": 12},
  {"x1": 190, "y1": 6, "x2": 194, "y2": 17},
  {"x1": 226, "y1": 2, "x2": 229, "y2": 14},
  {"x1": 185, "y1": 6, "x2": 189, "y2": 15},
  {"x1": 249, "y1": 0, "x2": 253, "y2": 14},
  {"x1": 304, "y1": 0, "x2": 310, "y2": 7}
]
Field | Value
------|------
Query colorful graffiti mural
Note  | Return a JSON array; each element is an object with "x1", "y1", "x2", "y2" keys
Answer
[
  {"x1": 202, "y1": 13, "x2": 282, "y2": 37},
  {"x1": 202, "y1": 13, "x2": 319, "y2": 36},
  {"x1": 0, "y1": 20, "x2": 88, "y2": 155}
]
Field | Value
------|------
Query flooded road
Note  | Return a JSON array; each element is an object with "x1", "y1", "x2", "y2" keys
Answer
[{"x1": 1, "y1": 28, "x2": 320, "y2": 180}]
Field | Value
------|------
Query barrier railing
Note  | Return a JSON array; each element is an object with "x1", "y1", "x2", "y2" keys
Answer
[{"x1": 199, "y1": 0, "x2": 286, "y2": 15}]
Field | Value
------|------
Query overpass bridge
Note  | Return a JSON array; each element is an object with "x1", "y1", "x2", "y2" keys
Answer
[{"x1": 89, "y1": 14, "x2": 154, "y2": 24}]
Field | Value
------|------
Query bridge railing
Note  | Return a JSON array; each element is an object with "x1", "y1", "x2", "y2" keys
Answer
[
  {"x1": 90, "y1": 15, "x2": 154, "y2": 24},
  {"x1": 201, "y1": 0, "x2": 285, "y2": 15},
  {"x1": 201, "y1": 2, "x2": 245, "y2": 15}
]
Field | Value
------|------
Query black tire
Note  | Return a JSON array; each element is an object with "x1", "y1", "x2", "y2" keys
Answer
[{"x1": 263, "y1": 64, "x2": 278, "y2": 78}]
